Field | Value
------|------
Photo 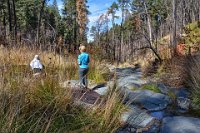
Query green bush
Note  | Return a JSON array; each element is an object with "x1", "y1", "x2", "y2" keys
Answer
[{"x1": 185, "y1": 22, "x2": 200, "y2": 51}]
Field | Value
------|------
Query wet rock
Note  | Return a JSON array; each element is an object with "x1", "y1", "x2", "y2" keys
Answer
[
  {"x1": 92, "y1": 81, "x2": 115, "y2": 96},
  {"x1": 94, "y1": 86, "x2": 108, "y2": 95},
  {"x1": 116, "y1": 68, "x2": 143, "y2": 79},
  {"x1": 173, "y1": 87, "x2": 190, "y2": 98},
  {"x1": 161, "y1": 116, "x2": 200, "y2": 133},
  {"x1": 143, "y1": 120, "x2": 160, "y2": 133},
  {"x1": 127, "y1": 90, "x2": 171, "y2": 111},
  {"x1": 115, "y1": 128, "x2": 131, "y2": 133},
  {"x1": 121, "y1": 105, "x2": 155, "y2": 130},
  {"x1": 117, "y1": 75, "x2": 147, "y2": 90},
  {"x1": 150, "y1": 111, "x2": 165, "y2": 120},
  {"x1": 177, "y1": 97, "x2": 191, "y2": 112},
  {"x1": 157, "y1": 83, "x2": 169, "y2": 95}
]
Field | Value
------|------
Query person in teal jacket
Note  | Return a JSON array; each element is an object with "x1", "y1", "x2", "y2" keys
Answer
[{"x1": 78, "y1": 45, "x2": 90, "y2": 89}]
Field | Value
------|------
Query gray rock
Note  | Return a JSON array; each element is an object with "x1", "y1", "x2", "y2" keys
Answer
[
  {"x1": 173, "y1": 87, "x2": 190, "y2": 98},
  {"x1": 157, "y1": 83, "x2": 169, "y2": 95},
  {"x1": 127, "y1": 90, "x2": 171, "y2": 111},
  {"x1": 121, "y1": 105, "x2": 155, "y2": 129},
  {"x1": 150, "y1": 111, "x2": 165, "y2": 120},
  {"x1": 143, "y1": 120, "x2": 160, "y2": 133},
  {"x1": 107, "y1": 65, "x2": 116, "y2": 73},
  {"x1": 116, "y1": 126, "x2": 136, "y2": 133},
  {"x1": 94, "y1": 86, "x2": 108, "y2": 95},
  {"x1": 61, "y1": 80, "x2": 80, "y2": 88},
  {"x1": 92, "y1": 81, "x2": 116, "y2": 96},
  {"x1": 115, "y1": 129, "x2": 131, "y2": 133},
  {"x1": 116, "y1": 67, "x2": 142, "y2": 78},
  {"x1": 177, "y1": 97, "x2": 191, "y2": 111},
  {"x1": 117, "y1": 75, "x2": 147, "y2": 90},
  {"x1": 161, "y1": 116, "x2": 200, "y2": 133}
]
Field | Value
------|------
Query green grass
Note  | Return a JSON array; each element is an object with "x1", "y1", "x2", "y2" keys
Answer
[
  {"x1": 167, "y1": 90, "x2": 176, "y2": 101},
  {"x1": 141, "y1": 84, "x2": 161, "y2": 93}
]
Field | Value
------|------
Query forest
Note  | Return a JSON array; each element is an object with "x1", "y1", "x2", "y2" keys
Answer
[{"x1": 0, "y1": 0, "x2": 200, "y2": 132}]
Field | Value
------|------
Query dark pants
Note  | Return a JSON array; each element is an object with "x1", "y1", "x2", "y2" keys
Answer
[
  {"x1": 79, "y1": 68, "x2": 89, "y2": 88},
  {"x1": 33, "y1": 68, "x2": 42, "y2": 73}
]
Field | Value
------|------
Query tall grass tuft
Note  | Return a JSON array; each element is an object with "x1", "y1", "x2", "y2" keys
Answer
[
  {"x1": 0, "y1": 46, "x2": 126, "y2": 133},
  {"x1": 188, "y1": 55, "x2": 200, "y2": 111}
]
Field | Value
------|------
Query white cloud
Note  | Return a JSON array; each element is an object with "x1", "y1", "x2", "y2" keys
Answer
[
  {"x1": 57, "y1": 1, "x2": 64, "y2": 12},
  {"x1": 89, "y1": 15, "x2": 100, "y2": 23}
]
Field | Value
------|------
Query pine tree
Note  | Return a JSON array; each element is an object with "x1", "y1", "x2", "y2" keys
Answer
[{"x1": 76, "y1": 0, "x2": 88, "y2": 43}]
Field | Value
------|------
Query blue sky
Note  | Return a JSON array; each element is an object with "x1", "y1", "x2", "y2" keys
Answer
[{"x1": 49, "y1": 0, "x2": 122, "y2": 41}]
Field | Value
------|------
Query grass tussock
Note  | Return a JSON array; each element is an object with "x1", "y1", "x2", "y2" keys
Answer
[
  {"x1": 141, "y1": 84, "x2": 161, "y2": 93},
  {"x1": 0, "y1": 46, "x2": 108, "y2": 83},
  {"x1": 187, "y1": 55, "x2": 200, "y2": 111},
  {"x1": 0, "y1": 46, "x2": 125, "y2": 133}
]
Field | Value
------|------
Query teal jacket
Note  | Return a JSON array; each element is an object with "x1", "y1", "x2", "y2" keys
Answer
[{"x1": 78, "y1": 52, "x2": 90, "y2": 69}]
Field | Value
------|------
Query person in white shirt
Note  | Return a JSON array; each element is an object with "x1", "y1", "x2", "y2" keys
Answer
[{"x1": 30, "y1": 55, "x2": 43, "y2": 73}]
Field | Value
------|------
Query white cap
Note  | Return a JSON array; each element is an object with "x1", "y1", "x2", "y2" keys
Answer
[{"x1": 34, "y1": 55, "x2": 39, "y2": 59}]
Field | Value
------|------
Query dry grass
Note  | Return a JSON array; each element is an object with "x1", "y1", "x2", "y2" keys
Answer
[
  {"x1": 0, "y1": 46, "x2": 126, "y2": 133},
  {"x1": 0, "y1": 46, "x2": 67, "y2": 68},
  {"x1": 151, "y1": 56, "x2": 189, "y2": 87},
  {"x1": 187, "y1": 55, "x2": 200, "y2": 111}
]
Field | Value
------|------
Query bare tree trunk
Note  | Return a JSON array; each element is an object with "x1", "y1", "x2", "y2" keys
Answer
[
  {"x1": 12, "y1": 0, "x2": 17, "y2": 44},
  {"x1": 119, "y1": 5, "x2": 125, "y2": 63},
  {"x1": 7, "y1": 0, "x2": 12, "y2": 33},
  {"x1": 112, "y1": 14, "x2": 115, "y2": 60},
  {"x1": 2, "y1": 9, "x2": 6, "y2": 38},
  {"x1": 36, "y1": 0, "x2": 46, "y2": 45},
  {"x1": 172, "y1": 0, "x2": 177, "y2": 56},
  {"x1": 144, "y1": 2, "x2": 153, "y2": 47},
  {"x1": 144, "y1": 1, "x2": 162, "y2": 62}
]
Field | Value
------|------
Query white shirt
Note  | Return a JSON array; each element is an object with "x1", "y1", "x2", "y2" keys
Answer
[{"x1": 30, "y1": 58, "x2": 43, "y2": 70}]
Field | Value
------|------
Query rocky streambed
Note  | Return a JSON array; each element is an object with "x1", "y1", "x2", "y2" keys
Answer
[{"x1": 61, "y1": 66, "x2": 200, "y2": 133}]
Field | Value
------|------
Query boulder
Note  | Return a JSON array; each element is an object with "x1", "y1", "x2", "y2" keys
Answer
[
  {"x1": 94, "y1": 86, "x2": 108, "y2": 95},
  {"x1": 161, "y1": 116, "x2": 200, "y2": 133},
  {"x1": 157, "y1": 83, "x2": 169, "y2": 95},
  {"x1": 173, "y1": 87, "x2": 190, "y2": 98},
  {"x1": 61, "y1": 80, "x2": 80, "y2": 88},
  {"x1": 127, "y1": 90, "x2": 171, "y2": 111},
  {"x1": 177, "y1": 97, "x2": 191, "y2": 111},
  {"x1": 150, "y1": 111, "x2": 165, "y2": 120},
  {"x1": 117, "y1": 75, "x2": 147, "y2": 90},
  {"x1": 92, "y1": 81, "x2": 115, "y2": 96},
  {"x1": 121, "y1": 105, "x2": 155, "y2": 130},
  {"x1": 116, "y1": 67, "x2": 143, "y2": 79}
]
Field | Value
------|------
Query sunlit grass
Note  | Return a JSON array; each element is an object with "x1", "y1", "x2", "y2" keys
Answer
[
  {"x1": 0, "y1": 46, "x2": 125, "y2": 133},
  {"x1": 141, "y1": 84, "x2": 161, "y2": 93}
]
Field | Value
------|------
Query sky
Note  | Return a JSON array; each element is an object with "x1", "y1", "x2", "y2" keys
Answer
[{"x1": 49, "y1": 0, "x2": 122, "y2": 41}]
